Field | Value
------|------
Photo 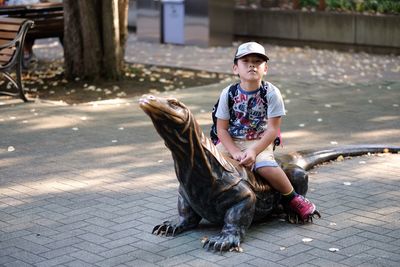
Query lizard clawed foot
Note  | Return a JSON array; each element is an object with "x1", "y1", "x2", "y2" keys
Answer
[
  {"x1": 202, "y1": 232, "x2": 242, "y2": 253},
  {"x1": 152, "y1": 221, "x2": 182, "y2": 236}
]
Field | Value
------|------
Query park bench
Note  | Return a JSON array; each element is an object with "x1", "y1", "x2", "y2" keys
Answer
[
  {"x1": 0, "y1": 2, "x2": 64, "y2": 49},
  {"x1": 0, "y1": 17, "x2": 33, "y2": 102}
]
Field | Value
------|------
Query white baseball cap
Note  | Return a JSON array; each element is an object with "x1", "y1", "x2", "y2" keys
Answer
[{"x1": 234, "y1": 42, "x2": 269, "y2": 62}]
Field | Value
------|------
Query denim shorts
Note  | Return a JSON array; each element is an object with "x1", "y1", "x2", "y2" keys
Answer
[{"x1": 216, "y1": 139, "x2": 278, "y2": 170}]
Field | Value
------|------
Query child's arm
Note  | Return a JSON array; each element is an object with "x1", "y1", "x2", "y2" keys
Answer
[
  {"x1": 240, "y1": 117, "x2": 281, "y2": 167},
  {"x1": 216, "y1": 118, "x2": 244, "y2": 161}
]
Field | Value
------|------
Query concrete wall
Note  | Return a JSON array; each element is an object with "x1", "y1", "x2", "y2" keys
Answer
[
  {"x1": 355, "y1": 14, "x2": 400, "y2": 47},
  {"x1": 234, "y1": 8, "x2": 400, "y2": 50}
]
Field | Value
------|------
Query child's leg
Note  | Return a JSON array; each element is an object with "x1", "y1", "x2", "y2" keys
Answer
[
  {"x1": 257, "y1": 166, "x2": 293, "y2": 195},
  {"x1": 254, "y1": 145, "x2": 320, "y2": 222}
]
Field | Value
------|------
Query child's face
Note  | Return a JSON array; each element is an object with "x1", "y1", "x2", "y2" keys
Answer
[{"x1": 233, "y1": 54, "x2": 268, "y2": 82}]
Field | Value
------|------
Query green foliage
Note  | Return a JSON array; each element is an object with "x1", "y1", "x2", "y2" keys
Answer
[
  {"x1": 326, "y1": 0, "x2": 354, "y2": 11},
  {"x1": 300, "y1": 0, "x2": 319, "y2": 7},
  {"x1": 299, "y1": 0, "x2": 400, "y2": 14}
]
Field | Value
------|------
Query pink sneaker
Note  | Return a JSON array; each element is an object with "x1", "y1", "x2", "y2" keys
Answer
[{"x1": 289, "y1": 195, "x2": 320, "y2": 222}]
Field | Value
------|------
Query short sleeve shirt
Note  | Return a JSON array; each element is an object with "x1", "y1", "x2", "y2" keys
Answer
[{"x1": 215, "y1": 82, "x2": 286, "y2": 140}]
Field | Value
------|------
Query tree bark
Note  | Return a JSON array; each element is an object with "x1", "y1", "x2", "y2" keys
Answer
[
  {"x1": 318, "y1": 0, "x2": 326, "y2": 11},
  {"x1": 102, "y1": 0, "x2": 120, "y2": 79},
  {"x1": 119, "y1": 0, "x2": 129, "y2": 70},
  {"x1": 292, "y1": 0, "x2": 300, "y2": 9},
  {"x1": 63, "y1": 0, "x2": 128, "y2": 81}
]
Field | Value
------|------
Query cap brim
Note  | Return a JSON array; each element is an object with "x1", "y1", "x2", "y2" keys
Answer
[{"x1": 235, "y1": 52, "x2": 269, "y2": 61}]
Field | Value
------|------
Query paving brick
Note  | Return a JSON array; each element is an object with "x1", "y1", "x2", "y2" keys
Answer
[
  {"x1": 0, "y1": 255, "x2": 16, "y2": 265},
  {"x1": 43, "y1": 237, "x2": 82, "y2": 250},
  {"x1": 162, "y1": 254, "x2": 199, "y2": 266},
  {"x1": 362, "y1": 257, "x2": 400, "y2": 267},
  {"x1": 310, "y1": 257, "x2": 349, "y2": 267},
  {"x1": 71, "y1": 241, "x2": 107, "y2": 254},
  {"x1": 338, "y1": 243, "x2": 373, "y2": 256},
  {"x1": 158, "y1": 242, "x2": 199, "y2": 258},
  {"x1": 3, "y1": 259, "x2": 33, "y2": 267},
  {"x1": 124, "y1": 259, "x2": 158, "y2": 267},
  {"x1": 77, "y1": 233, "x2": 111, "y2": 245},
  {"x1": 210, "y1": 253, "x2": 256, "y2": 267},
  {"x1": 187, "y1": 247, "x2": 226, "y2": 262},
  {"x1": 129, "y1": 249, "x2": 165, "y2": 263},
  {"x1": 10, "y1": 238, "x2": 51, "y2": 254},
  {"x1": 364, "y1": 248, "x2": 400, "y2": 261},
  {"x1": 35, "y1": 255, "x2": 75, "y2": 267},
  {"x1": 335, "y1": 236, "x2": 368, "y2": 248},
  {"x1": 306, "y1": 247, "x2": 347, "y2": 262},
  {"x1": 68, "y1": 250, "x2": 105, "y2": 263},
  {"x1": 130, "y1": 240, "x2": 167, "y2": 253},
  {"x1": 102, "y1": 235, "x2": 139, "y2": 249},
  {"x1": 39, "y1": 246, "x2": 79, "y2": 260},
  {"x1": 64, "y1": 260, "x2": 96, "y2": 267},
  {"x1": 9, "y1": 250, "x2": 47, "y2": 264},
  {"x1": 245, "y1": 236, "x2": 283, "y2": 252},
  {"x1": 244, "y1": 244, "x2": 285, "y2": 262},
  {"x1": 277, "y1": 252, "x2": 317, "y2": 266},
  {"x1": 248, "y1": 258, "x2": 286, "y2": 267}
]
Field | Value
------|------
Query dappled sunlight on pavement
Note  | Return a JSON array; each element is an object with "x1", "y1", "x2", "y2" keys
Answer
[{"x1": 1, "y1": 33, "x2": 399, "y2": 266}]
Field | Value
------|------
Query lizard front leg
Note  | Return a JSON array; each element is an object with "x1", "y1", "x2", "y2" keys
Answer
[
  {"x1": 203, "y1": 186, "x2": 256, "y2": 252},
  {"x1": 153, "y1": 188, "x2": 202, "y2": 236}
]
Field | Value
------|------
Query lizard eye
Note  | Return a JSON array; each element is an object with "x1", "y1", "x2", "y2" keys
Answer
[{"x1": 167, "y1": 98, "x2": 182, "y2": 108}]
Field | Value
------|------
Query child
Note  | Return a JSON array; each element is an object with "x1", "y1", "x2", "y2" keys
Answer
[{"x1": 215, "y1": 41, "x2": 318, "y2": 222}]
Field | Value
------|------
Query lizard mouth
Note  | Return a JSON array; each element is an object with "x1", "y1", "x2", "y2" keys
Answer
[{"x1": 139, "y1": 95, "x2": 188, "y2": 125}]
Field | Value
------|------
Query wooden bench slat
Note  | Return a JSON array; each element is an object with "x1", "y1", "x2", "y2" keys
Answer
[
  {"x1": 0, "y1": 53, "x2": 14, "y2": 62},
  {"x1": 0, "y1": 46, "x2": 15, "y2": 55},
  {"x1": 0, "y1": 17, "x2": 27, "y2": 24},
  {"x1": 0, "y1": 24, "x2": 21, "y2": 32},
  {"x1": 0, "y1": 32, "x2": 18, "y2": 40}
]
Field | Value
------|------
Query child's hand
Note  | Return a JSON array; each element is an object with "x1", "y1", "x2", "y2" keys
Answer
[
  {"x1": 231, "y1": 151, "x2": 244, "y2": 162},
  {"x1": 239, "y1": 149, "x2": 257, "y2": 170}
]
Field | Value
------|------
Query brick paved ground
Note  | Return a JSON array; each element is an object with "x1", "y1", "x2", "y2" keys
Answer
[{"x1": 1, "y1": 35, "x2": 399, "y2": 266}]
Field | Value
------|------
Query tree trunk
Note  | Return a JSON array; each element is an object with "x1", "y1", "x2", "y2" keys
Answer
[
  {"x1": 292, "y1": 0, "x2": 300, "y2": 9},
  {"x1": 119, "y1": 0, "x2": 129, "y2": 71},
  {"x1": 318, "y1": 0, "x2": 326, "y2": 11},
  {"x1": 63, "y1": 0, "x2": 128, "y2": 81}
]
